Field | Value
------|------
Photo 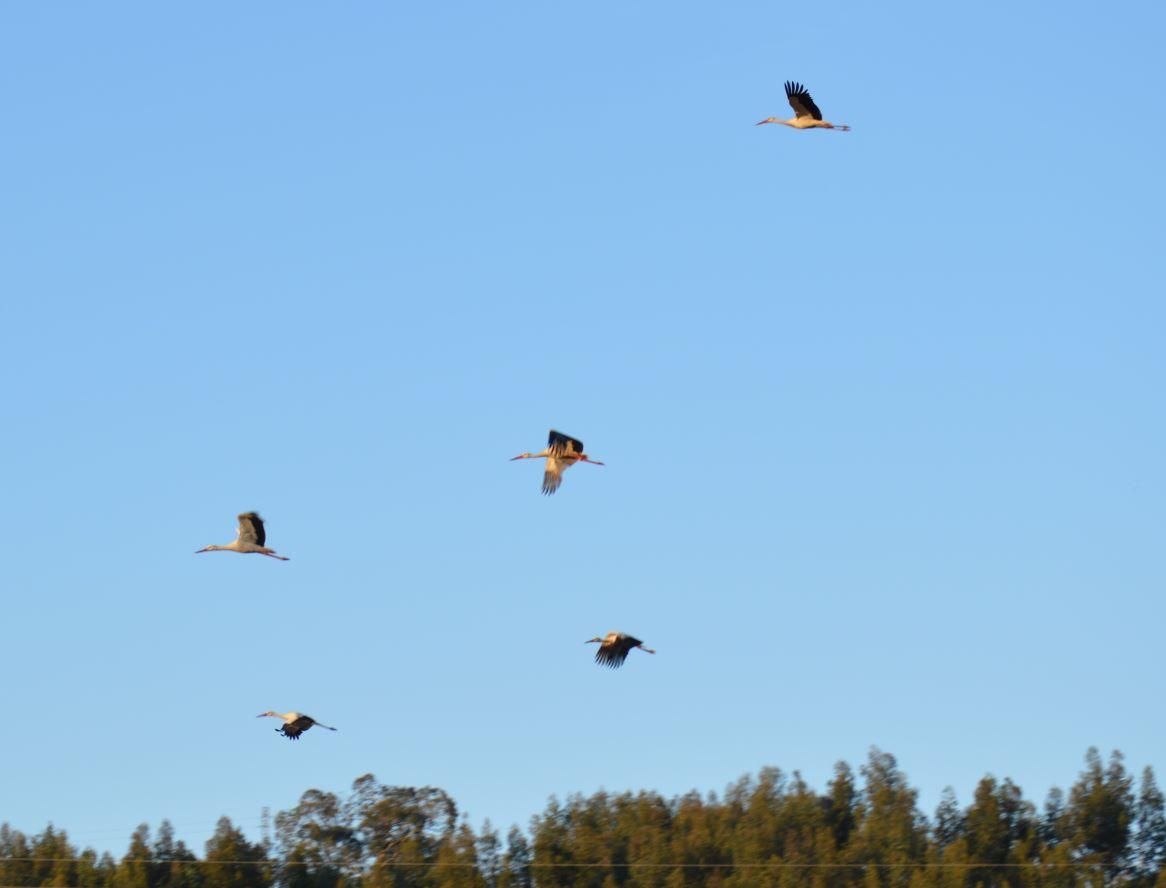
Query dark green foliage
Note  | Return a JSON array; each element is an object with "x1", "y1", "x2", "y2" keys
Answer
[
  {"x1": 845, "y1": 747, "x2": 930, "y2": 884},
  {"x1": 1040, "y1": 788, "x2": 1067, "y2": 847},
  {"x1": 113, "y1": 825, "x2": 152, "y2": 888},
  {"x1": 153, "y1": 821, "x2": 202, "y2": 888},
  {"x1": 961, "y1": 776, "x2": 1037, "y2": 888},
  {"x1": 204, "y1": 818, "x2": 269, "y2": 888},
  {"x1": 501, "y1": 827, "x2": 532, "y2": 888},
  {"x1": 276, "y1": 788, "x2": 361, "y2": 888},
  {"x1": 1, "y1": 750, "x2": 1162, "y2": 888},
  {"x1": 361, "y1": 785, "x2": 458, "y2": 888},
  {"x1": 826, "y1": 763, "x2": 859, "y2": 853},
  {"x1": 1064, "y1": 748, "x2": 1135, "y2": 876},
  {"x1": 932, "y1": 788, "x2": 963, "y2": 850},
  {"x1": 1134, "y1": 768, "x2": 1166, "y2": 885},
  {"x1": 0, "y1": 823, "x2": 117, "y2": 888},
  {"x1": 474, "y1": 822, "x2": 501, "y2": 888}
]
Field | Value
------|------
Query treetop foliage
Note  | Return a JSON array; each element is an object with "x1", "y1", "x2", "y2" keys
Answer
[{"x1": 1, "y1": 749, "x2": 1162, "y2": 888}]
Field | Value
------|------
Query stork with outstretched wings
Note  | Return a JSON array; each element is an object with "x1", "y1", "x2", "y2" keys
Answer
[
  {"x1": 586, "y1": 632, "x2": 656, "y2": 669},
  {"x1": 757, "y1": 81, "x2": 850, "y2": 131},
  {"x1": 511, "y1": 430, "x2": 605, "y2": 495},
  {"x1": 257, "y1": 711, "x2": 337, "y2": 740}
]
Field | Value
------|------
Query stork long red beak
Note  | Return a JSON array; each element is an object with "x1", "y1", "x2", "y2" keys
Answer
[{"x1": 755, "y1": 118, "x2": 772, "y2": 126}]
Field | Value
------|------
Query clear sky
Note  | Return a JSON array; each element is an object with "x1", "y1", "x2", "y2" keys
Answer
[{"x1": 1, "y1": 0, "x2": 1162, "y2": 856}]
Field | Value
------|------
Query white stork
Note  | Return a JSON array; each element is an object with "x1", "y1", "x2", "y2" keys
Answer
[
  {"x1": 257, "y1": 711, "x2": 337, "y2": 740},
  {"x1": 586, "y1": 632, "x2": 656, "y2": 669},
  {"x1": 510, "y1": 430, "x2": 604, "y2": 495},
  {"x1": 196, "y1": 512, "x2": 289, "y2": 560},
  {"x1": 756, "y1": 81, "x2": 850, "y2": 131}
]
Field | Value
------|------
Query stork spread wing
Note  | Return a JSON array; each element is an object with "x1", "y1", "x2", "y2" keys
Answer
[
  {"x1": 279, "y1": 723, "x2": 304, "y2": 740},
  {"x1": 784, "y1": 81, "x2": 822, "y2": 120},
  {"x1": 595, "y1": 641, "x2": 631, "y2": 668},
  {"x1": 547, "y1": 430, "x2": 584, "y2": 457},
  {"x1": 236, "y1": 512, "x2": 266, "y2": 547},
  {"x1": 542, "y1": 457, "x2": 564, "y2": 495}
]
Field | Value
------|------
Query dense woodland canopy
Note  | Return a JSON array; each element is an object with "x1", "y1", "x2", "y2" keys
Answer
[{"x1": 3, "y1": 749, "x2": 1163, "y2": 888}]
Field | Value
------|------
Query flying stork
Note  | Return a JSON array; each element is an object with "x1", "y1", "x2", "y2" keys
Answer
[
  {"x1": 510, "y1": 430, "x2": 604, "y2": 495},
  {"x1": 257, "y1": 711, "x2": 337, "y2": 740},
  {"x1": 756, "y1": 81, "x2": 851, "y2": 131},
  {"x1": 196, "y1": 512, "x2": 289, "y2": 561},
  {"x1": 586, "y1": 632, "x2": 656, "y2": 669}
]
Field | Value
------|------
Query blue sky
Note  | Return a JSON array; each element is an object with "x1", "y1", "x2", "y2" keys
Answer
[{"x1": 1, "y1": 0, "x2": 1163, "y2": 855}]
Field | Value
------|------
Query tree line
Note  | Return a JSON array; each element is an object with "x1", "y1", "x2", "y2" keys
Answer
[{"x1": 2, "y1": 748, "x2": 1163, "y2": 888}]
